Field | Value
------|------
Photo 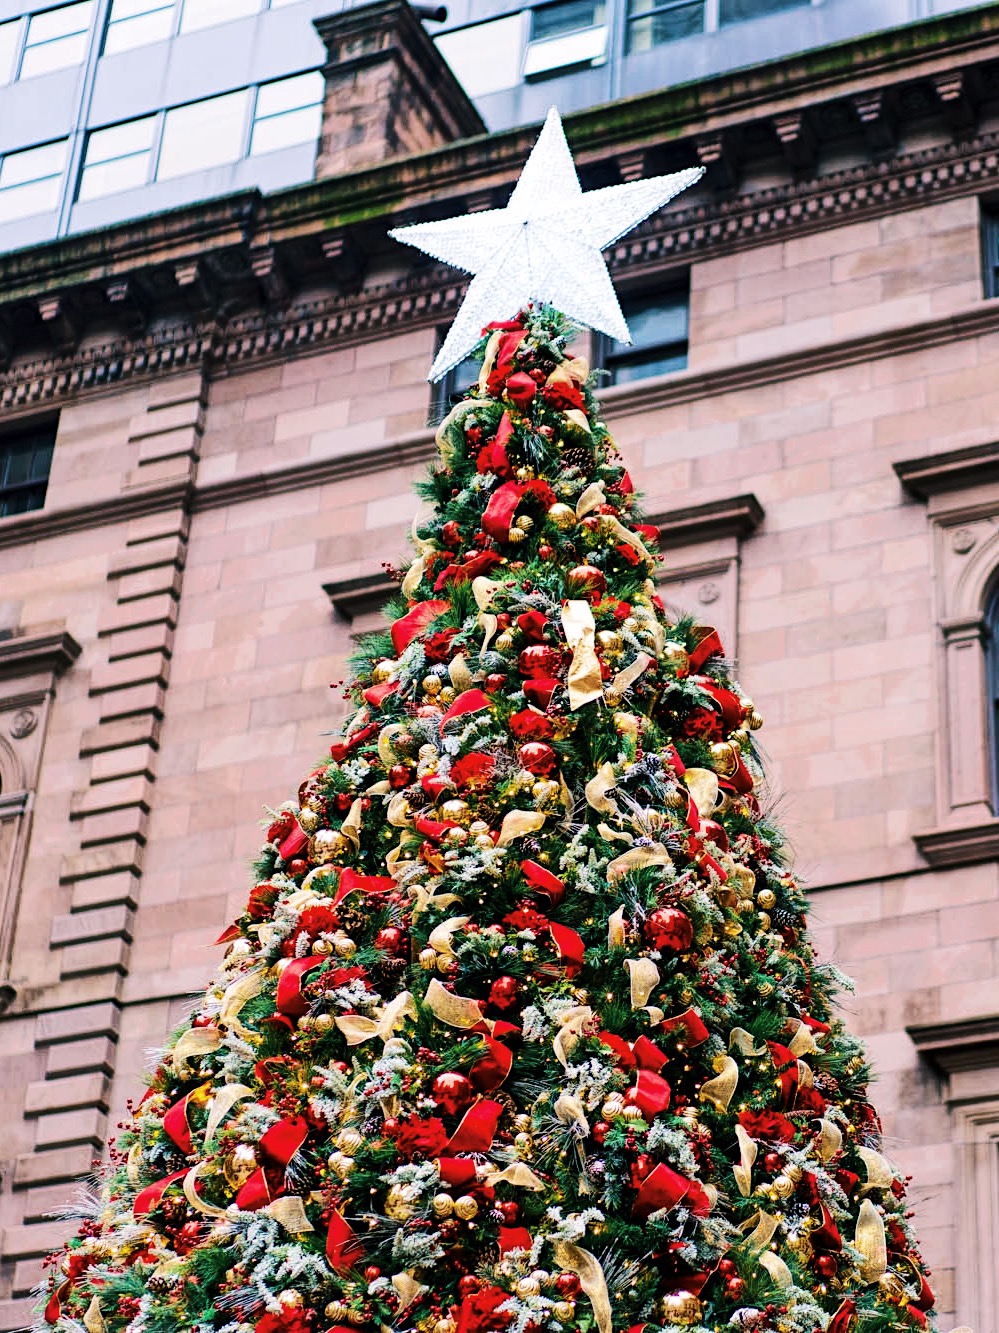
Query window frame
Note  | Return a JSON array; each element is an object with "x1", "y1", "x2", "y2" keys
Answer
[
  {"x1": 0, "y1": 420, "x2": 57, "y2": 518},
  {"x1": 982, "y1": 202, "x2": 999, "y2": 301},
  {"x1": 102, "y1": 0, "x2": 178, "y2": 57},
  {"x1": 429, "y1": 335, "x2": 481, "y2": 424},
  {"x1": 18, "y1": 0, "x2": 95, "y2": 80},
  {"x1": 596, "y1": 280, "x2": 691, "y2": 386},
  {"x1": 987, "y1": 578, "x2": 999, "y2": 814},
  {"x1": 626, "y1": 0, "x2": 705, "y2": 53},
  {"x1": 717, "y1": 0, "x2": 810, "y2": 26},
  {"x1": 0, "y1": 138, "x2": 69, "y2": 223}
]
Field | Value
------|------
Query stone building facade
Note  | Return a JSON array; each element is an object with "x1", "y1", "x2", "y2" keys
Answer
[{"x1": 1, "y1": 2, "x2": 999, "y2": 1328}]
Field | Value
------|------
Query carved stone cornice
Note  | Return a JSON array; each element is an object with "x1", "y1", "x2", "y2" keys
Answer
[
  {"x1": 912, "y1": 820, "x2": 999, "y2": 869},
  {"x1": 907, "y1": 1014, "x2": 999, "y2": 1074},
  {"x1": 0, "y1": 630, "x2": 81, "y2": 685},
  {"x1": 646, "y1": 494, "x2": 764, "y2": 548},
  {"x1": 893, "y1": 440, "x2": 999, "y2": 500}
]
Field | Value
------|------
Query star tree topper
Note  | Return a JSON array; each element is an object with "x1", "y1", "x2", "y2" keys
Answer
[{"x1": 389, "y1": 106, "x2": 703, "y2": 383}]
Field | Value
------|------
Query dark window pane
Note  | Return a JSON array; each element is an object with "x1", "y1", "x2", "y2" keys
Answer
[
  {"x1": 719, "y1": 0, "x2": 807, "y2": 25},
  {"x1": 612, "y1": 347, "x2": 687, "y2": 383},
  {"x1": 605, "y1": 288, "x2": 690, "y2": 384},
  {"x1": 627, "y1": 0, "x2": 703, "y2": 50},
  {"x1": 985, "y1": 208, "x2": 999, "y2": 299},
  {"x1": 0, "y1": 423, "x2": 55, "y2": 518},
  {"x1": 532, "y1": 0, "x2": 605, "y2": 40}
]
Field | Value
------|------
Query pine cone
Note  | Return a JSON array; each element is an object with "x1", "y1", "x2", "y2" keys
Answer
[
  {"x1": 560, "y1": 445, "x2": 594, "y2": 472},
  {"x1": 337, "y1": 903, "x2": 369, "y2": 937},
  {"x1": 373, "y1": 957, "x2": 407, "y2": 988}
]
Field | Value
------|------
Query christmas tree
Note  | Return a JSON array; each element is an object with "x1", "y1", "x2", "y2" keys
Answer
[{"x1": 41, "y1": 113, "x2": 959, "y2": 1333}]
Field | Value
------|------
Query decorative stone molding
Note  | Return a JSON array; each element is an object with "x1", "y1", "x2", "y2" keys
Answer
[
  {"x1": 0, "y1": 629, "x2": 81, "y2": 980},
  {"x1": 908, "y1": 1015, "x2": 999, "y2": 1330},
  {"x1": 894, "y1": 439, "x2": 999, "y2": 855}
]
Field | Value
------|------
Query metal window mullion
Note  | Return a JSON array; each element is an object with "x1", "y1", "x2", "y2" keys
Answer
[
  {"x1": 11, "y1": 15, "x2": 29, "y2": 78},
  {"x1": 243, "y1": 83, "x2": 261, "y2": 158},
  {"x1": 148, "y1": 108, "x2": 167, "y2": 182}
]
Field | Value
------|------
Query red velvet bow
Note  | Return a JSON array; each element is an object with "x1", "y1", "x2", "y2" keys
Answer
[
  {"x1": 659, "y1": 1007, "x2": 710, "y2": 1048},
  {"x1": 277, "y1": 820, "x2": 308, "y2": 861},
  {"x1": 498, "y1": 1224, "x2": 534, "y2": 1252},
  {"x1": 628, "y1": 1069, "x2": 671, "y2": 1119},
  {"x1": 440, "y1": 689, "x2": 491, "y2": 734},
  {"x1": 133, "y1": 1168, "x2": 189, "y2": 1216},
  {"x1": 522, "y1": 677, "x2": 560, "y2": 709},
  {"x1": 391, "y1": 600, "x2": 449, "y2": 656},
  {"x1": 326, "y1": 1207, "x2": 363, "y2": 1271},
  {"x1": 687, "y1": 626, "x2": 724, "y2": 671},
  {"x1": 437, "y1": 1156, "x2": 478, "y2": 1189},
  {"x1": 329, "y1": 720, "x2": 379, "y2": 762},
  {"x1": 548, "y1": 921, "x2": 584, "y2": 977},
  {"x1": 521, "y1": 859, "x2": 565, "y2": 906},
  {"x1": 445, "y1": 1099, "x2": 503, "y2": 1153},
  {"x1": 162, "y1": 1088, "x2": 200, "y2": 1155},
  {"x1": 633, "y1": 1162, "x2": 710, "y2": 1220},
  {"x1": 333, "y1": 868, "x2": 396, "y2": 908},
  {"x1": 276, "y1": 956, "x2": 326, "y2": 1018},
  {"x1": 235, "y1": 1116, "x2": 309, "y2": 1211}
]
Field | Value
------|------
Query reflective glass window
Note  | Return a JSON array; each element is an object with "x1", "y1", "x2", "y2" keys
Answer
[
  {"x1": 626, "y1": 0, "x2": 703, "y2": 52},
  {"x1": 531, "y1": 0, "x2": 605, "y2": 40},
  {"x1": 249, "y1": 70, "x2": 322, "y2": 156},
  {"x1": 179, "y1": 0, "x2": 261, "y2": 34},
  {"x1": 104, "y1": 0, "x2": 175, "y2": 54},
  {"x1": 601, "y1": 288, "x2": 689, "y2": 383},
  {"x1": 984, "y1": 206, "x2": 999, "y2": 300},
  {"x1": 0, "y1": 139, "x2": 67, "y2": 221},
  {"x1": 719, "y1": 0, "x2": 808, "y2": 23},
  {"x1": 0, "y1": 20, "x2": 23, "y2": 85},
  {"x1": 157, "y1": 88, "x2": 249, "y2": 178},
  {"x1": 20, "y1": 0, "x2": 94, "y2": 78},
  {"x1": 0, "y1": 424, "x2": 55, "y2": 518},
  {"x1": 78, "y1": 116, "x2": 156, "y2": 199}
]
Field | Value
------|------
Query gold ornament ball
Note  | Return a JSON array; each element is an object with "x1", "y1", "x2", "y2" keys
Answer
[
  {"x1": 773, "y1": 1174, "x2": 795, "y2": 1198},
  {"x1": 313, "y1": 937, "x2": 334, "y2": 956},
  {"x1": 516, "y1": 1277, "x2": 541, "y2": 1298},
  {"x1": 439, "y1": 687, "x2": 457, "y2": 705},
  {"x1": 474, "y1": 833, "x2": 496, "y2": 850},
  {"x1": 877, "y1": 1272, "x2": 909, "y2": 1305},
  {"x1": 709, "y1": 740, "x2": 740, "y2": 778},
  {"x1": 547, "y1": 502, "x2": 577, "y2": 531},
  {"x1": 747, "y1": 708, "x2": 764, "y2": 730},
  {"x1": 441, "y1": 798, "x2": 471, "y2": 824},
  {"x1": 454, "y1": 1194, "x2": 479, "y2": 1220},
  {"x1": 436, "y1": 954, "x2": 456, "y2": 974},
  {"x1": 515, "y1": 466, "x2": 536, "y2": 483},
  {"x1": 662, "y1": 641, "x2": 690, "y2": 674},
  {"x1": 385, "y1": 1183, "x2": 418, "y2": 1220},
  {"x1": 325, "y1": 1302, "x2": 350, "y2": 1321},
  {"x1": 313, "y1": 1012, "x2": 334, "y2": 1034},
  {"x1": 515, "y1": 514, "x2": 534, "y2": 532},
  {"x1": 596, "y1": 630, "x2": 623, "y2": 657},
  {"x1": 371, "y1": 659, "x2": 396, "y2": 684},
  {"x1": 758, "y1": 912, "x2": 772, "y2": 932},
  {"x1": 495, "y1": 631, "x2": 516, "y2": 653},
  {"x1": 337, "y1": 1128, "x2": 363, "y2": 1154},
  {"x1": 737, "y1": 898, "x2": 755, "y2": 915},
  {"x1": 223, "y1": 1143, "x2": 258, "y2": 1188},
  {"x1": 298, "y1": 808, "x2": 321, "y2": 835},
  {"x1": 469, "y1": 819, "x2": 490, "y2": 834},
  {"x1": 758, "y1": 980, "x2": 775, "y2": 997},
  {"x1": 334, "y1": 936, "x2": 357, "y2": 958},
  {"x1": 423, "y1": 674, "x2": 443, "y2": 695},
  {"x1": 346, "y1": 1313, "x2": 366, "y2": 1328},
  {"x1": 622, "y1": 1104, "x2": 643, "y2": 1121},
  {"x1": 532, "y1": 779, "x2": 561, "y2": 808},
  {"x1": 601, "y1": 1095, "x2": 625, "y2": 1119},
  {"x1": 514, "y1": 1132, "x2": 533, "y2": 1152},
  {"x1": 723, "y1": 920, "x2": 743, "y2": 938},
  {"x1": 431, "y1": 1192, "x2": 455, "y2": 1217},
  {"x1": 418, "y1": 743, "x2": 438, "y2": 760},
  {"x1": 757, "y1": 888, "x2": 777, "y2": 910},
  {"x1": 435, "y1": 1320, "x2": 458, "y2": 1333},
  {"x1": 513, "y1": 1113, "x2": 532, "y2": 1133},
  {"x1": 603, "y1": 686, "x2": 622, "y2": 707},
  {"x1": 660, "y1": 1292, "x2": 703, "y2": 1326},
  {"x1": 419, "y1": 947, "x2": 438, "y2": 970},
  {"x1": 553, "y1": 1302, "x2": 575, "y2": 1323},
  {"x1": 309, "y1": 829, "x2": 349, "y2": 864}
]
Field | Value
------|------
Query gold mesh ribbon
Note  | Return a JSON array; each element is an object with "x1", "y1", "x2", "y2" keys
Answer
[
  {"x1": 854, "y1": 1199, "x2": 888, "y2": 1283},
  {"x1": 624, "y1": 957, "x2": 660, "y2": 1009},
  {"x1": 699, "y1": 1055, "x2": 738, "y2": 1112},
  {"x1": 555, "y1": 1092, "x2": 590, "y2": 1136},
  {"x1": 340, "y1": 799, "x2": 363, "y2": 851},
  {"x1": 183, "y1": 1162, "x2": 229, "y2": 1218},
  {"x1": 424, "y1": 978, "x2": 488, "y2": 1029},
  {"x1": 554, "y1": 1006, "x2": 593, "y2": 1067},
  {"x1": 427, "y1": 916, "x2": 471, "y2": 957},
  {"x1": 759, "y1": 1251, "x2": 793, "y2": 1289},
  {"x1": 575, "y1": 481, "x2": 606, "y2": 518},
  {"x1": 83, "y1": 1296, "x2": 106, "y2": 1333},
  {"x1": 817, "y1": 1119, "x2": 843, "y2": 1163},
  {"x1": 219, "y1": 968, "x2": 266, "y2": 1041},
  {"x1": 171, "y1": 1025, "x2": 222, "y2": 1078},
  {"x1": 733, "y1": 1123, "x2": 756, "y2": 1197},
  {"x1": 497, "y1": 810, "x2": 546, "y2": 846},
  {"x1": 607, "y1": 906, "x2": 627, "y2": 949},
  {"x1": 585, "y1": 763, "x2": 618, "y2": 814},
  {"x1": 335, "y1": 990, "x2": 417, "y2": 1046},
  {"x1": 684, "y1": 768, "x2": 720, "y2": 818},
  {"x1": 856, "y1": 1146, "x2": 894, "y2": 1194},
  {"x1": 608, "y1": 844, "x2": 673, "y2": 884},
  {"x1": 483, "y1": 1162, "x2": 546, "y2": 1190},
  {"x1": 612, "y1": 651, "x2": 654, "y2": 695},
  {"x1": 378, "y1": 723, "x2": 410, "y2": 767},
  {"x1": 552, "y1": 1243, "x2": 612, "y2": 1333},
  {"x1": 204, "y1": 1083, "x2": 253, "y2": 1147},
  {"x1": 740, "y1": 1209, "x2": 779, "y2": 1251},
  {"x1": 449, "y1": 654, "x2": 474, "y2": 692},
  {"x1": 561, "y1": 600, "x2": 603, "y2": 711}
]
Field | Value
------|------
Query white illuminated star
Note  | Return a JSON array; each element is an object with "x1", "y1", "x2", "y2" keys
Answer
[{"x1": 389, "y1": 106, "x2": 703, "y2": 382}]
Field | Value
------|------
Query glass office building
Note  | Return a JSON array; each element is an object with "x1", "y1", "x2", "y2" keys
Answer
[{"x1": 0, "y1": 0, "x2": 989, "y2": 253}]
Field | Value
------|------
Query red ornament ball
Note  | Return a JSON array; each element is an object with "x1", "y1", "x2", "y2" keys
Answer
[
  {"x1": 441, "y1": 520, "x2": 462, "y2": 548},
  {"x1": 763, "y1": 1151, "x2": 782, "y2": 1173},
  {"x1": 565, "y1": 564, "x2": 607, "y2": 597},
  {"x1": 726, "y1": 1277, "x2": 745, "y2": 1299},
  {"x1": 718, "y1": 1258, "x2": 737, "y2": 1277},
  {"x1": 484, "y1": 673, "x2": 506, "y2": 694},
  {"x1": 592, "y1": 1121, "x2": 610, "y2": 1145},
  {"x1": 518, "y1": 741, "x2": 557, "y2": 775},
  {"x1": 431, "y1": 1071, "x2": 475, "y2": 1117},
  {"x1": 518, "y1": 645, "x2": 561, "y2": 678},
  {"x1": 364, "y1": 1267, "x2": 382, "y2": 1282},
  {"x1": 374, "y1": 926, "x2": 407, "y2": 957},
  {"x1": 287, "y1": 859, "x2": 308, "y2": 878},
  {"x1": 642, "y1": 907, "x2": 694, "y2": 952},
  {"x1": 388, "y1": 764, "x2": 412, "y2": 789},
  {"x1": 555, "y1": 1274, "x2": 581, "y2": 1298},
  {"x1": 538, "y1": 544, "x2": 554, "y2": 559},
  {"x1": 814, "y1": 1254, "x2": 838, "y2": 1279},
  {"x1": 488, "y1": 975, "x2": 520, "y2": 1011},
  {"x1": 458, "y1": 1276, "x2": 481, "y2": 1298},
  {"x1": 497, "y1": 1201, "x2": 520, "y2": 1224}
]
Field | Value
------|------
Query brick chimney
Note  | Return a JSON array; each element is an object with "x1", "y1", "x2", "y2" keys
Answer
[{"x1": 313, "y1": 0, "x2": 486, "y2": 177}]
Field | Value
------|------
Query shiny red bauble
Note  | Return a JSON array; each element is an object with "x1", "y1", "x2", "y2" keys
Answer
[
  {"x1": 642, "y1": 907, "x2": 694, "y2": 952},
  {"x1": 538, "y1": 543, "x2": 554, "y2": 559},
  {"x1": 488, "y1": 975, "x2": 520, "y2": 1011},
  {"x1": 287, "y1": 859, "x2": 308, "y2": 878},
  {"x1": 497, "y1": 1200, "x2": 520, "y2": 1224},
  {"x1": 591, "y1": 1121, "x2": 610, "y2": 1145},
  {"x1": 555, "y1": 1274, "x2": 581, "y2": 1297},
  {"x1": 814, "y1": 1254, "x2": 838, "y2": 1279},
  {"x1": 364, "y1": 1267, "x2": 382, "y2": 1282},
  {"x1": 441, "y1": 520, "x2": 462, "y2": 548},
  {"x1": 388, "y1": 764, "x2": 413, "y2": 789},
  {"x1": 374, "y1": 926, "x2": 407, "y2": 956},
  {"x1": 484, "y1": 673, "x2": 506, "y2": 693},
  {"x1": 718, "y1": 1258, "x2": 737, "y2": 1277},
  {"x1": 335, "y1": 792, "x2": 355, "y2": 812},
  {"x1": 431, "y1": 1071, "x2": 475, "y2": 1117},
  {"x1": 518, "y1": 644, "x2": 561, "y2": 678},
  {"x1": 517, "y1": 741, "x2": 557, "y2": 775},
  {"x1": 565, "y1": 564, "x2": 607, "y2": 597},
  {"x1": 458, "y1": 1276, "x2": 481, "y2": 1297},
  {"x1": 726, "y1": 1277, "x2": 745, "y2": 1299},
  {"x1": 763, "y1": 1151, "x2": 782, "y2": 1173}
]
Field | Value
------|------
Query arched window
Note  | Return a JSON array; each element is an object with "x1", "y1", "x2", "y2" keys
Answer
[{"x1": 987, "y1": 577, "x2": 999, "y2": 814}]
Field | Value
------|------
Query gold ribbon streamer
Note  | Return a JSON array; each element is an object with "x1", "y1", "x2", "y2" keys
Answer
[
  {"x1": 400, "y1": 556, "x2": 424, "y2": 599},
  {"x1": 171, "y1": 1025, "x2": 222, "y2": 1077},
  {"x1": 478, "y1": 612, "x2": 499, "y2": 658},
  {"x1": 427, "y1": 916, "x2": 470, "y2": 956},
  {"x1": 729, "y1": 1028, "x2": 767, "y2": 1057},
  {"x1": 436, "y1": 400, "x2": 482, "y2": 467},
  {"x1": 585, "y1": 763, "x2": 618, "y2": 814},
  {"x1": 411, "y1": 512, "x2": 436, "y2": 557},
  {"x1": 759, "y1": 1251, "x2": 793, "y2": 1289},
  {"x1": 552, "y1": 1243, "x2": 611, "y2": 1333},
  {"x1": 612, "y1": 651, "x2": 654, "y2": 695},
  {"x1": 378, "y1": 723, "x2": 410, "y2": 768},
  {"x1": 559, "y1": 772, "x2": 574, "y2": 818},
  {"x1": 684, "y1": 768, "x2": 720, "y2": 819},
  {"x1": 424, "y1": 977, "x2": 488, "y2": 1029},
  {"x1": 340, "y1": 799, "x2": 363, "y2": 851},
  {"x1": 856, "y1": 1146, "x2": 894, "y2": 1194},
  {"x1": 264, "y1": 1195, "x2": 314, "y2": 1234},
  {"x1": 387, "y1": 793, "x2": 413, "y2": 828},
  {"x1": 483, "y1": 1162, "x2": 546, "y2": 1190},
  {"x1": 699, "y1": 1056, "x2": 738, "y2": 1112},
  {"x1": 335, "y1": 990, "x2": 417, "y2": 1046},
  {"x1": 554, "y1": 1006, "x2": 593, "y2": 1067},
  {"x1": 477, "y1": 331, "x2": 503, "y2": 389},
  {"x1": 797, "y1": 1059, "x2": 814, "y2": 1089},
  {"x1": 854, "y1": 1198, "x2": 888, "y2": 1283},
  {"x1": 733, "y1": 1123, "x2": 757, "y2": 1197},
  {"x1": 575, "y1": 481, "x2": 606, "y2": 518},
  {"x1": 554, "y1": 1092, "x2": 590, "y2": 1137},
  {"x1": 601, "y1": 515, "x2": 651, "y2": 566},
  {"x1": 561, "y1": 600, "x2": 603, "y2": 711},
  {"x1": 740, "y1": 1209, "x2": 779, "y2": 1252},
  {"x1": 597, "y1": 821, "x2": 632, "y2": 845},
  {"x1": 497, "y1": 810, "x2": 546, "y2": 846},
  {"x1": 449, "y1": 655, "x2": 474, "y2": 692},
  {"x1": 787, "y1": 1020, "x2": 820, "y2": 1057},
  {"x1": 625, "y1": 957, "x2": 660, "y2": 1009},
  {"x1": 183, "y1": 1162, "x2": 229, "y2": 1218},
  {"x1": 126, "y1": 1142, "x2": 142, "y2": 1186},
  {"x1": 472, "y1": 576, "x2": 500, "y2": 611},
  {"x1": 219, "y1": 968, "x2": 266, "y2": 1041},
  {"x1": 410, "y1": 883, "x2": 462, "y2": 917},
  {"x1": 83, "y1": 1296, "x2": 107, "y2": 1333},
  {"x1": 608, "y1": 844, "x2": 673, "y2": 884},
  {"x1": 204, "y1": 1083, "x2": 253, "y2": 1147},
  {"x1": 607, "y1": 906, "x2": 626, "y2": 950},
  {"x1": 391, "y1": 1274, "x2": 426, "y2": 1312},
  {"x1": 817, "y1": 1119, "x2": 843, "y2": 1163}
]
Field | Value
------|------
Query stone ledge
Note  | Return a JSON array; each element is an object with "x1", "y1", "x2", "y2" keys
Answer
[
  {"x1": 912, "y1": 820, "x2": 999, "y2": 868},
  {"x1": 647, "y1": 493, "x2": 764, "y2": 548},
  {"x1": 0, "y1": 630, "x2": 81, "y2": 685},
  {"x1": 907, "y1": 1014, "x2": 999, "y2": 1074},
  {"x1": 893, "y1": 439, "x2": 999, "y2": 499},
  {"x1": 324, "y1": 572, "x2": 398, "y2": 622}
]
